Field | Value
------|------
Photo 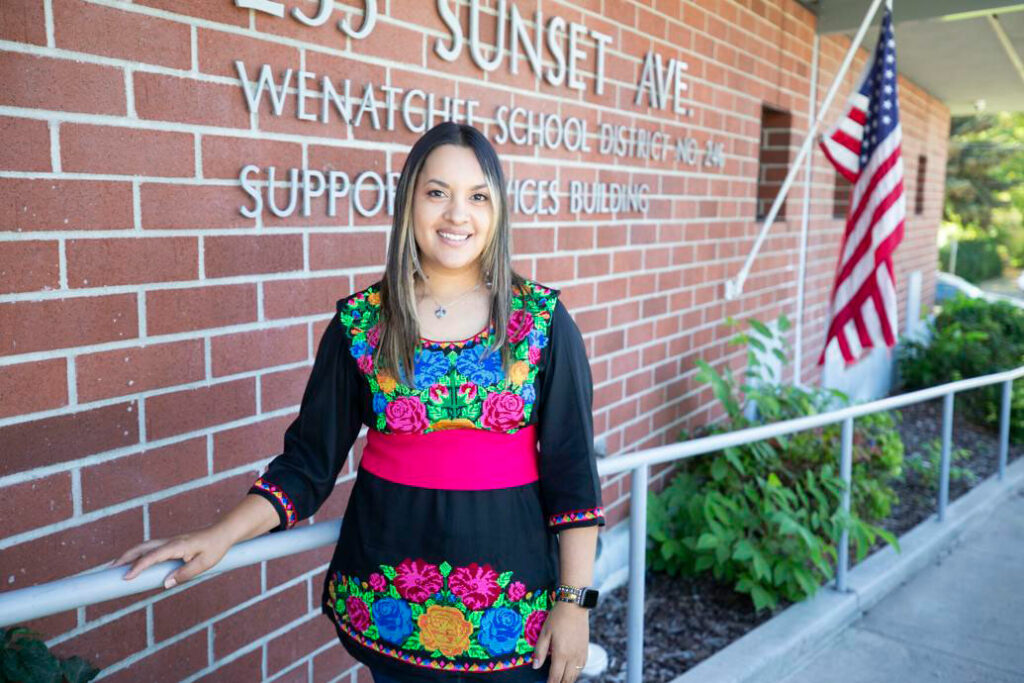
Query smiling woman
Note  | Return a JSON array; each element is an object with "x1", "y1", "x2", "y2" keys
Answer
[{"x1": 112, "y1": 122, "x2": 604, "y2": 683}]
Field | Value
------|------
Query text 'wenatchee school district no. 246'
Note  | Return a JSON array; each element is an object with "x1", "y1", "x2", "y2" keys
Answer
[{"x1": 231, "y1": 0, "x2": 726, "y2": 219}]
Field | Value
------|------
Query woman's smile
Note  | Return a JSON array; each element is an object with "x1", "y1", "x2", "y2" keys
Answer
[{"x1": 437, "y1": 229, "x2": 473, "y2": 246}]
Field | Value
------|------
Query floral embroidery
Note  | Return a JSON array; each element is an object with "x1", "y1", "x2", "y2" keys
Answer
[
  {"x1": 251, "y1": 477, "x2": 297, "y2": 529},
  {"x1": 339, "y1": 281, "x2": 557, "y2": 435},
  {"x1": 326, "y1": 556, "x2": 554, "y2": 673},
  {"x1": 548, "y1": 506, "x2": 605, "y2": 529}
]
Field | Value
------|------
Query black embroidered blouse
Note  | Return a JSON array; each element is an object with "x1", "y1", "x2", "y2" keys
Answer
[{"x1": 246, "y1": 279, "x2": 606, "y2": 682}]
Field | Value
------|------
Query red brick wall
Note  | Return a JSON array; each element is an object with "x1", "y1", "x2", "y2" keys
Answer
[{"x1": 0, "y1": 0, "x2": 947, "y2": 680}]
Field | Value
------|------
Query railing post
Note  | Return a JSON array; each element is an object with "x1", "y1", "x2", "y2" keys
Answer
[
  {"x1": 999, "y1": 379, "x2": 1012, "y2": 481},
  {"x1": 938, "y1": 392, "x2": 954, "y2": 521},
  {"x1": 836, "y1": 416, "x2": 853, "y2": 592},
  {"x1": 627, "y1": 463, "x2": 649, "y2": 683}
]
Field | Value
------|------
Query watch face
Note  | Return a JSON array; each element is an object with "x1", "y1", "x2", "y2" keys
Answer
[{"x1": 580, "y1": 588, "x2": 599, "y2": 608}]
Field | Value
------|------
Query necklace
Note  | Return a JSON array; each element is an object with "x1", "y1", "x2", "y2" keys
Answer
[{"x1": 422, "y1": 280, "x2": 483, "y2": 319}]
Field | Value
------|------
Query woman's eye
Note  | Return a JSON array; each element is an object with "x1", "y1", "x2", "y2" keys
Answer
[
  {"x1": 427, "y1": 189, "x2": 445, "y2": 198},
  {"x1": 473, "y1": 193, "x2": 490, "y2": 201}
]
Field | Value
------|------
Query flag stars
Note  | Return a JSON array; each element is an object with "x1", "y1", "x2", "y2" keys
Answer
[
  {"x1": 882, "y1": 100, "x2": 892, "y2": 110},
  {"x1": 884, "y1": 69, "x2": 894, "y2": 79},
  {"x1": 882, "y1": 115, "x2": 892, "y2": 125}
]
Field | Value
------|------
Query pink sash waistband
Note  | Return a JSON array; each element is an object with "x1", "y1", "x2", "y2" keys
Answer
[{"x1": 359, "y1": 425, "x2": 539, "y2": 490}]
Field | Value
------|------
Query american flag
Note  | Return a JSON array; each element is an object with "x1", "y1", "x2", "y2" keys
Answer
[{"x1": 817, "y1": 6, "x2": 905, "y2": 366}]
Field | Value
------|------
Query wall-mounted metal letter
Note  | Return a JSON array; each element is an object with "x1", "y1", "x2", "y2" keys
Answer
[
  {"x1": 235, "y1": 0, "x2": 285, "y2": 18},
  {"x1": 339, "y1": 0, "x2": 377, "y2": 39}
]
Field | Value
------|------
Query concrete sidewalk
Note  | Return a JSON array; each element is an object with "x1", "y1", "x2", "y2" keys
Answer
[{"x1": 779, "y1": 486, "x2": 1024, "y2": 683}]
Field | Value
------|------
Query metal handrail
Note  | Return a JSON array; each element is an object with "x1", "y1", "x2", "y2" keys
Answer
[{"x1": 1, "y1": 366, "x2": 1020, "y2": 683}]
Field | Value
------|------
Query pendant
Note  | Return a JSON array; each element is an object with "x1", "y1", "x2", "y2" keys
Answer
[{"x1": 435, "y1": 306, "x2": 447, "y2": 318}]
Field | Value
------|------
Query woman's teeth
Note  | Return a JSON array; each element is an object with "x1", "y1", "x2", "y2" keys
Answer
[{"x1": 439, "y1": 231, "x2": 470, "y2": 243}]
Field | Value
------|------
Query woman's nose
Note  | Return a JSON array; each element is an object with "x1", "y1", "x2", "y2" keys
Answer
[{"x1": 444, "y1": 197, "x2": 470, "y2": 223}]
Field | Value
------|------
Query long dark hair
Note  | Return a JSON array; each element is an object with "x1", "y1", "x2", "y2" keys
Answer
[{"x1": 375, "y1": 122, "x2": 527, "y2": 386}]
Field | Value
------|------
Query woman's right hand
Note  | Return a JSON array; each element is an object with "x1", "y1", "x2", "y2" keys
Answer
[{"x1": 109, "y1": 526, "x2": 233, "y2": 589}]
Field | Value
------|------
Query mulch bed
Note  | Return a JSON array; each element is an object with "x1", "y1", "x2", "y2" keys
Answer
[{"x1": 586, "y1": 397, "x2": 1024, "y2": 682}]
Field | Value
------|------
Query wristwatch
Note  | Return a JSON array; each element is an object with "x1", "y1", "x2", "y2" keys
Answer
[{"x1": 554, "y1": 584, "x2": 599, "y2": 609}]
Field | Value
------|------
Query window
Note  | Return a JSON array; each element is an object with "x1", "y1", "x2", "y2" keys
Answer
[
  {"x1": 756, "y1": 105, "x2": 792, "y2": 221},
  {"x1": 833, "y1": 172, "x2": 852, "y2": 219},
  {"x1": 914, "y1": 154, "x2": 926, "y2": 215}
]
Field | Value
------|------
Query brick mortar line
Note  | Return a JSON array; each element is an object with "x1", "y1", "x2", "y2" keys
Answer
[
  {"x1": 45, "y1": 570, "x2": 321, "y2": 676},
  {"x1": 0, "y1": 442, "x2": 362, "y2": 549},
  {"x1": 0, "y1": 301, "x2": 766, "y2": 501},
  {"x1": 0, "y1": 107, "x2": 770, "y2": 172},
  {"x1": 0, "y1": 278, "x2": 775, "y2": 423},
  {"x1": 0, "y1": 31, "x2": 805, "y2": 139}
]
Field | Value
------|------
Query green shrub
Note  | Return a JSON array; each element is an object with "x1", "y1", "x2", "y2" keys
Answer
[
  {"x1": 647, "y1": 314, "x2": 902, "y2": 613},
  {"x1": 939, "y1": 237, "x2": 1003, "y2": 283},
  {"x1": 1, "y1": 627, "x2": 99, "y2": 683},
  {"x1": 897, "y1": 292, "x2": 1024, "y2": 441}
]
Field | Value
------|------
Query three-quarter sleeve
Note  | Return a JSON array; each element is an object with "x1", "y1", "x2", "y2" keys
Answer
[
  {"x1": 536, "y1": 297, "x2": 606, "y2": 534},
  {"x1": 247, "y1": 301, "x2": 364, "y2": 533}
]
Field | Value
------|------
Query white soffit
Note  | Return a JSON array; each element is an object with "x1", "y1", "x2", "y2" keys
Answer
[{"x1": 797, "y1": 1, "x2": 1024, "y2": 114}]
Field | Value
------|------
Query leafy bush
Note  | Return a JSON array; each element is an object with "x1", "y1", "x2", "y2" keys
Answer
[
  {"x1": 1, "y1": 627, "x2": 99, "y2": 683},
  {"x1": 939, "y1": 237, "x2": 1003, "y2": 283},
  {"x1": 647, "y1": 315, "x2": 902, "y2": 613},
  {"x1": 897, "y1": 292, "x2": 1024, "y2": 441}
]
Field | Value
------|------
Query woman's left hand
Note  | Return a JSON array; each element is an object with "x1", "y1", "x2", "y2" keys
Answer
[{"x1": 531, "y1": 601, "x2": 589, "y2": 683}]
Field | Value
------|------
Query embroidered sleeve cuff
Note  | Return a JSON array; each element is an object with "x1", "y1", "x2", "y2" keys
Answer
[
  {"x1": 248, "y1": 476, "x2": 298, "y2": 532},
  {"x1": 547, "y1": 506, "x2": 606, "y2": 533}
]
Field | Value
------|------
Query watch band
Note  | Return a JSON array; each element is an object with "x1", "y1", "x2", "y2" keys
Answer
[{"x1": 554, "y1": 584, "x2": 599, "y2": 609}]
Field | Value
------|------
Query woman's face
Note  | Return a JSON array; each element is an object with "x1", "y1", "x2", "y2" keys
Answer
[{"x1": 412, "y1": 144, "x2": 495, "y2": 277}]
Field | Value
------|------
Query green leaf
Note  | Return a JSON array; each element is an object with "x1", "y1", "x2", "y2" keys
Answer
[
  {"x1": 468, "y1": 643, "x2": 490, "y2": 659},
  {"x1": 18, "y1": 640, "x2": 62, "y2": 682},
  {"x1": 61, "y1": 656, "x2": 100, "y2": 683},
  {"x1": 748, "y1": 319, "x2": 772, "y2": 339},
  {"x1": 3, "y1": 654, "x2": 32, "y2": 683},
  {"x1": 750, "y1": 584, "x2": 776, "y2": 611},
  {"x1": 696, "y1": 533, "x2": 720, "y2": 550},
  {"x1": 873, "y1": 526, "x2": 901, "y2": 553},
  {"x1": 751, "y1": 550, "x2": 771, "y2": 582},
  {"x1": 711, "y1": 457, "x2": 729, "y2": 481},
  {"x1": 732, "y1": 539, "x2": 754, "y2": 561},
  {"x1": 723, "y1": 446, "x2": 747, "y2": 475},
  {"x1": 696, "y1": 359, "x2": 740, "y2": 417},
  {"x1": 792, "y1": 567, "x2": 818, "y2": 596}
]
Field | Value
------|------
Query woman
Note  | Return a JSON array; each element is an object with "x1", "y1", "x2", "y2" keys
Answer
[{"x1": 110, "y1": 122, "x2": 606, "y2": 683}]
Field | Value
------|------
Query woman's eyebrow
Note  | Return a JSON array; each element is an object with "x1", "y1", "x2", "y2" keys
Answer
[{"x1": 425, "y1": 178, "x2": 489, "y2": 191}]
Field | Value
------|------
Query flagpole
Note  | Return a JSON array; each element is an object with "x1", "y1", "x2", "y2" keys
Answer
[
  {"x1": 793, "y1": 31, "x2": 820, "y2": 389},
  {"x1": 724, "y1": 0, "x2": 888, "y2": 301}
]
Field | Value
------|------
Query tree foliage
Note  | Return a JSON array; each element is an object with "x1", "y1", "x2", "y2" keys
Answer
[{"x1": 945, "y1": 112, "x2": 1024, "y2": 233}]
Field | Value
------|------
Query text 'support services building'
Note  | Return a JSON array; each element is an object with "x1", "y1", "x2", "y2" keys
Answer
[{"x1": 0, "y1": 1, "x2": 949, "y2": 681}]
